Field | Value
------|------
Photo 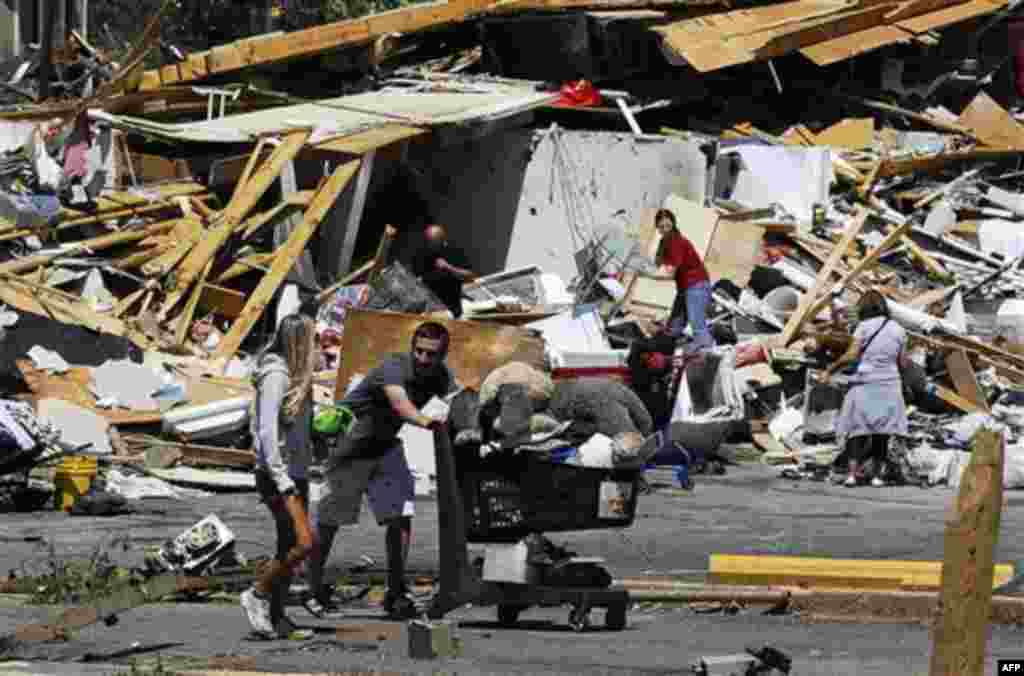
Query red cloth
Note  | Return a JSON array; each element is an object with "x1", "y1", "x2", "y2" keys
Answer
[
  {"x1": 657, "y1": 229, "x2": 709, "y2": 290},
  {"x1": 557, "y1": 80, "x2": 603, "y2": 108}
]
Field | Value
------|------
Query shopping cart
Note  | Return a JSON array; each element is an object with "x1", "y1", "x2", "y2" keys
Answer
[{"x1": 427, "y1": 426, "x2": 640, "y2": 631}]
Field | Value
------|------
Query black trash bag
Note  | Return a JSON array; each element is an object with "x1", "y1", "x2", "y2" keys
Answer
[{"x1": 363, "y1": 262, "x2": 448, "y2": 315}]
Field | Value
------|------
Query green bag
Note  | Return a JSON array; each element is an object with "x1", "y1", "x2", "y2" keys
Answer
[{"x1": 313, "y1": 404, "x2": 355, "y2": 436}]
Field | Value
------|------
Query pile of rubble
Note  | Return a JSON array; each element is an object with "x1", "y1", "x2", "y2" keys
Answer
[{"x1": 2, "y1": 0, "x2": 1024, "y2": 512}]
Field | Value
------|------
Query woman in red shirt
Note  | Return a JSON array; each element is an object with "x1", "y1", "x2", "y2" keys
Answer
[{"x1": 642, "y1": 209, "x2": 714, "y2": 350}]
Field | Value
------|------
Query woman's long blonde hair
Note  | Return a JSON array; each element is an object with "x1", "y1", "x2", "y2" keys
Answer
[{"x1": 262, "y1": 314, "x2": 317, "y2": 420}]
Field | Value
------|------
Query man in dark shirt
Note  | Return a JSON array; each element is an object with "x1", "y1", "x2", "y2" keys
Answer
[
  {"x1": 411, "y1": 224, "x2": 475, "y2": 318},
  {"x1": 307, "y1": 322, "x2": 457, "y2": 620}
]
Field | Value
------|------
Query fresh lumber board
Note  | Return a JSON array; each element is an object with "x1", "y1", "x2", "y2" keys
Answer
[
  {"x1": 709, "y1": 554, "x2": 1013, "y2": 591},
  {"x1": 334, "y1": 309, "x2": 547, "y2": 398},
  {"x1": 781, "y1": 208, "x2": 867, "y2": 345},
  {"x1": 213, "y1": 160, "x2": 361, "y2": 361}
]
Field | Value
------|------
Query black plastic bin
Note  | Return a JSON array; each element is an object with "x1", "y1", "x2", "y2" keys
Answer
[{"x1": 459, "y1": 454, "x2": 641, "y2": 543}]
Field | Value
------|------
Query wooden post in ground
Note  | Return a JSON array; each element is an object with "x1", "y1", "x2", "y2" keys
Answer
[{"x1": 929, "y1": 425, "x2": 1005, "y2": 676}]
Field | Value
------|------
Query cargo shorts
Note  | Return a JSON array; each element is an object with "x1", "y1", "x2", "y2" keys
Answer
[{"x1": 317, "y1": 440, "x2": 415, "y2": 527}]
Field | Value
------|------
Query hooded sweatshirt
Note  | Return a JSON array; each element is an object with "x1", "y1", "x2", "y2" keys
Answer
[{"x1": 251, "y1": 353, "x2": 313, "y2": 495}]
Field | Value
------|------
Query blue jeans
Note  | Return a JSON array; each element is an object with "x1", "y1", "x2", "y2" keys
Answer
[{"x1": 669, "y1": 280, "x2": 713, "y2": 348}]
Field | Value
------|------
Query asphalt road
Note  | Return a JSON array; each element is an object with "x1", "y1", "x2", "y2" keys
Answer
[{"x1": 0, "y1": 463, "x2": 1022, "y2": 674}]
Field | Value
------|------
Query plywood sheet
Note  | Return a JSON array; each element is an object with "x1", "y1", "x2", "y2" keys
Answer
[
  {"x1": 811, "y1": 117, "x2": 875, "y2": 147},
  {"x1": 704, "y1": 220, "x2": 765, "y2": 288},
  {"x1": 896, "y1": 0, "x2": 1001, "y2": 32},
  {"x1": 957, "y1": 92, "x2": 1024, "y2": 150},
  {"x1": 629, "y1": 197, "x2": 720, "y2": 310},
  {"x1": 800, "y1": 25, "x2": 912, "y2": 65},
  {"x1": 334, "y1": 310, "x2": 547, "y2": 397}
]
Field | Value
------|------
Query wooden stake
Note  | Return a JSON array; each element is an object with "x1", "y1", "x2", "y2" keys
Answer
[
  {"x1": 929, "y1": 426, "x2": 1004, "y2": 676},
  {"x1": 367, "y1": 224, "x2": 398, "y2": 287},
  {"x1": 213, "y1": 160, "x2": 361, "y2": 362}
]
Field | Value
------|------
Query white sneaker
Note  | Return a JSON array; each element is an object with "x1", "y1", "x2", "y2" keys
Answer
[
  {"x1": 843, "y1": 475, "x2": 857, "y2": 487},
  {"x1": 241, "y1": 588, "x2": 275, "y2": 635},
  {"x1": 870, "y1": 477, "x2": 885, "y2": 487}
]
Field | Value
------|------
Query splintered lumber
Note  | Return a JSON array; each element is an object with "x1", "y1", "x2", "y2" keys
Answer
[
  {"x1": 801, "y1": 218, "x2": 913, "y2": 328},
  {"x1": 930, "y1": 426, "x2": 1004, "y2": 676},
  {"x1": 368, "y1": 225, "x2": 398, "y2": 287},
  {"x1": 335, "y1": 309, "x2": 547, "y2": 397},
  {"x1": 781, "y1": 208, "x2": 867, "y2": 345},
  {"x1": 315, "y1": 260, "x2": 374, "y2": 304},
  {"x1": 957, "y1": 91, "x2": 1024, "y2": 150},
  {"x1": 215, "y1": 253, "x2": 275, "y2": 283},
  {"x1": 0, "y1": 184, "x2": 209, "y2": 241},
  {"x1": 158, "y1": 129, "x2": 312, "y2": 321},
  {"x1": 213, "y1": 160, "x2": 361, "y2": 362},
  {"x1": 0, "y1": 219, "x2": 182, "y2": 275},
  {"x1": 934, "y1": 382, "x2": 987, "y2": 414},
  {"x1": 945, "y1": 349, "x2": 989, "y2": 412},
  {"x1": 0, "y1": 275, "x2": 152, "y2": 350},
  {"x1": 708, "y1": 554, "x2": 1014, "y2": 591}
]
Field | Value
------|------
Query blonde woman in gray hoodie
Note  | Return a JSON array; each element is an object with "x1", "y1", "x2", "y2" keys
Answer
[{"x1": 241, "y1": 314, "x2": 316, "y2": 638}]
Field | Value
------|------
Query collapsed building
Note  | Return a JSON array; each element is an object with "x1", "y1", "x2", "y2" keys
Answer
[{"x1": 2, "y1": 0, "x2": 1024, "y2": 511}]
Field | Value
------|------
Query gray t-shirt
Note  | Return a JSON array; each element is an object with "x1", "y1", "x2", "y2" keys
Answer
[
  {"x1": 337, "y1": 353, "x2": 455, "y2": 458},
  {"x1": 852, "y1": 316, "x2": 906, "y2": 384}
]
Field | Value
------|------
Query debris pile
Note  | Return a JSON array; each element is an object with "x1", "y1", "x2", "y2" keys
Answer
[{"x1": 0, "y1": 0, "x2": 1022, "y2": 527}]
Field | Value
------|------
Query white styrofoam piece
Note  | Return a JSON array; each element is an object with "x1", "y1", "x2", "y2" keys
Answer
[{"x1": 527, "y1": 305, "x2": 610, "y2": 353}]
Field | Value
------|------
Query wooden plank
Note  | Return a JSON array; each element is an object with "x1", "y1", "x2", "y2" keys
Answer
[
  {"x1": 175, "y1": 260, "x2": 213, "y2": 348},
  {"x1": 703, "y1": 219, "x2": 764, "y2": 288},
  {"x1": 159, "y1": 129, "x2": 311, "y2": 321},
  {"x1": 336, "y1": 150, "x2": 376, "y2": 278},
  {"x1": 800, "y1": 24, "x2": 912, "y2": 65},
  {"x1": 781, "y1": 208, "x2": 868, "y2": 346},
  {"x1": 0, "y1": 220, "x2": 181, "y2": 275},
  {"x1": 135, "y1": 439, "x2": 255, "y2": 469},
  {"x1": 314, "y1": 125, "x2": 427, "y2": 155},
  {"x1": 334, "y1": 309, "x2": 548, "y2": 398},
  {"x1": 934, "y1": 383, "x2": 987, "y2": 414},
  {"x1": 930, "y1": 426, "x2": 1004, "y2": 676},
  {"x1": 215, "y1": 253, "x2": 275, "y2": 284},
  {"x1": 709, "y1": 554, "x2": 1013, "y2": 591},
  {"x1": 958, "y1": 92, "x2": 1024, "y2": 150},
  {"x1": 199, "y1": 283, "x2": 248, "y2": 319},
  {"x1": 315, "y1": 260, "x2": 375, "y2": 304},
  {"x1": 141, "y1": 218, "x2": 206, "y2": 278},
  {"x1": 0, "y1": 276, "x2": 151, "y2": 350},
  {"x1": 946, "y1": 349, "x2": 990, "y2": 412},
  {"x1": 811, "y1": 118, "x2": 875, "y2": 148},
  {"x1": 141, "y1": 0, "x2": 490, "y2": 85},
  {"x1": 213, "y1": 160, "x2": 361, "y2": 362},
  {"x1": 801, "y1": 218, "x2": 913, "y2": 329},
  {"x1": 897, "y1": 0, "x2": 1001, "y2": 32}
]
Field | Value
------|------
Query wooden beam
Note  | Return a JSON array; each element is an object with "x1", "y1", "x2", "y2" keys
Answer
[
  {"x1": 215, "y1": 253, "x2": 275, "y2": 284},
  {"x1": 0, "y1": 220, "x2": 183, "y2": 276},
  {"x1": 781, "y1": 208, "x2": 868, "y2": 346},
  {"x1": 336, "y1": 149, "x2": 376, "y2": 280},
  {"x1": 213, "y1": 160, "x2": 361, "y2": 362},
  {"x1": 801, "y1": 217, "x2": 913, "y2": 329},
  {"x1": 934, "y1": 383, "x2": 987, "y2": 414},
  {"x1": 140, "y1": 441, "x2": 255, "y2": 469},
  {"x1": 945, "y1": 349, "x2": 990, "y2": 412},
  {"x1": 315, "y1": 259, "x2": 374, "y2": 304},
  {"x1": 174, "y1": 260, "x2": 213, "y2": 348},
  {"x1": 930, "y1": 426, "x2": 1004, "y2": 676},
  {"x1": 368, "y1": 224, "x2": 398, "y2": 287},
  {"x1": 158, "y1": 129, "x2": 311, "y2": 321}
]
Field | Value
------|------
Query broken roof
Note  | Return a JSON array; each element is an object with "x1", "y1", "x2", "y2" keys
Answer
[
  {"x1": 92, "y1": 82, "x2": 558, "y2": 148},
  {"x1": 654, "y1": 0, "x2": 1008, "y2": 71}
]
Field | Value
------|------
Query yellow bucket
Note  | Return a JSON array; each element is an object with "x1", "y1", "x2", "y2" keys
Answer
[{"x1": 53, "y1": 456, "x2": 98, "y2": 512}]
